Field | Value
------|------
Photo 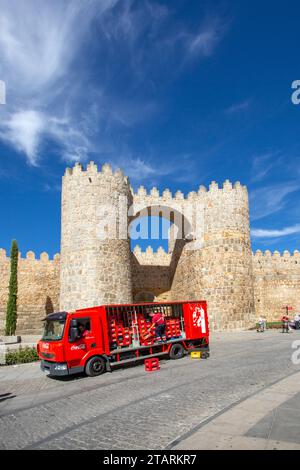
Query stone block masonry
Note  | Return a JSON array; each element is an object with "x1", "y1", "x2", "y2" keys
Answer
[
  {"x1": 60, "y1": 162, "x2": 133, "y2": 312},
  {"x1": 253, "y1": 250, "x2": 300, "y2": 322},
  {"x1": 0, "y1": 250, "x2": 60, "y2": 335},
  {"x1": 0, "y1": 162, "x2": 299, "y2": 334}
]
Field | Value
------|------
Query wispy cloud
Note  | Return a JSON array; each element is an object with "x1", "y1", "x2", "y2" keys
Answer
[
  {"x1": 0, "y1": 0, "x2": 228, "y2": 170},
  {"x1": 0, "y1": 0, "x2": 118, "y2": 91},
  {"x1": 252, "y1": 224, "x2": 300, "y2": 238},
  {"x1": 0, "y1": 110, "x2": 92, "y2": 165},
  {"x1": 116, "y1": 156, "x2": 158, "y2": 182},
  {"x1": 188, "y1": 18, "x2": 227, "y2": 59},
  {"x1": 0, "y1": 110, "x2": 46, "y2": 164},
  {"x1": 0, "y1": 0, "x2": 117, "y2": 165},
  {"x1": 249, "y1": 182, "x2": 300, "y2": 221},
  {"x1": 109, "y1": 150, "x2": 200, "y2": 187},
  {"x1": 250, "y1": 151, "x2": 280, "y2": 183},
  {"x1": 225, "y1": 98, "x2": 252, "y2": 115}
]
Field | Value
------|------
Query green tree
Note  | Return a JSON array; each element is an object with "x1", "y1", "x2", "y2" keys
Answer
[{"x1": 5, "y1": 240, "x2": 19, "y2": 335}]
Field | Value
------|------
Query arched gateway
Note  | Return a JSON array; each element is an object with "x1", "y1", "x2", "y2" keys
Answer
[{"x1": 60, "y1": 162, "x2": 256, "y2": 331}]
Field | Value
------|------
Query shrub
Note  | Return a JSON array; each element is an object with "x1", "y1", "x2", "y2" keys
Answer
[{"x1": 5, "y1": 346, "x2": 39, "y2": 366}]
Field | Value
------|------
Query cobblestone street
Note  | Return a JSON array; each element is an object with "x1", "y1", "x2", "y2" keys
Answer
[{"x1": 0, "y1": 331, "x2": 299, "y2": 450}]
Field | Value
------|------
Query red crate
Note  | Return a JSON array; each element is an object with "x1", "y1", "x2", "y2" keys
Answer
[{"x1": 144, "y1": 358, "x2": 160, "y2": 372}]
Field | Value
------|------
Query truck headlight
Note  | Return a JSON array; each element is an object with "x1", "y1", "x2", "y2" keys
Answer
[{"x1": 54, "y1": 363, "x2": 67, "y2": 371}]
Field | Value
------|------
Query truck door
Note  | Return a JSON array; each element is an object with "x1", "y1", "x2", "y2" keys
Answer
[
  {"x1": 183, "y1": 302, "x2": 209, "y2": 340},
  {"x1": 66, "y1": 316, "x2": 96, "y2": 370}
]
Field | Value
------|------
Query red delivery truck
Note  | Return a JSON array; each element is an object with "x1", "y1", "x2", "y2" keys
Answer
[{"x1": 37, "y1": 301, "x2": 209, "y2": 377}]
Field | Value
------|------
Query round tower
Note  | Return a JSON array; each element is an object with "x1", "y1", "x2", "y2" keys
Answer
[
  {"x1": 199, "y1": 180, "x2": 255, "y2": 330},
  {"x1": 60, "y1": 162, "x2": 133, "y2": 312}
]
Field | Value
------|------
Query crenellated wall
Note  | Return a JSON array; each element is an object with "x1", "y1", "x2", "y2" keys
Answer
[
  {"x1": 1, "y1": 161, "x2": 300, "y2": 334},
  {"x1": 130, "y1": 179, "x2": 255, "y2": 330},
  {"x1": 253, "y1": 250, "x2": 300, "y2": 322},
  {"x1": 167, "y1": 180, "x2": 255, "y2": 330},
  {"x1": 0, "y1": 250, "x2": 60, "y2": 335}
]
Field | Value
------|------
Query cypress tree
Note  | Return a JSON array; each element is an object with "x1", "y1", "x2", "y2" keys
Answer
[{"x1": 5, "y1": 240, "x2": 19, "y2": 336}]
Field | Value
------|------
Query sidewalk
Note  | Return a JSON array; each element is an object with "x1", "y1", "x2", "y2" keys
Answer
[{"x1": 173, "y1": 371, "x2": 300, "y2": 450}]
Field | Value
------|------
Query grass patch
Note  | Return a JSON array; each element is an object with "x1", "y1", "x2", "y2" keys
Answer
[
  {"x1": 4, "y1": 346, "x2": 39, "y2": 365},
  {"x1": 250, "y1": 322, "x2": 283, "y2": 331}
]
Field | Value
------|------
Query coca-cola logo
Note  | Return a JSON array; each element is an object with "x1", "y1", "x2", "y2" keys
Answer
[
  {"x1": 71, "y1": 344, "x2": 86, "y2": 351},
  {"x1": 192, "y1": 306, "x2": 206, "y2": 333}
]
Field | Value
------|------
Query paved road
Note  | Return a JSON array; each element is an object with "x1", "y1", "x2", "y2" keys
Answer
[{"x1": 0, "y1": 331, "x2": 299, "y2": 450}]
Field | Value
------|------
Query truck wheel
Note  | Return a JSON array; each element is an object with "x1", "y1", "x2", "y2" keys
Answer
[
  {"x1": 169, "y1": 343, "x2": 185, "y2": 360},
  {"x1": 85, "y1": 356, "x2": 106, "y2": 377}
]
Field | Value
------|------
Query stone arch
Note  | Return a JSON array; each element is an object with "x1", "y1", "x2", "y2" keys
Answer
[{"x1": 128, "y1": 204, "x2": 194, "y2": 247}]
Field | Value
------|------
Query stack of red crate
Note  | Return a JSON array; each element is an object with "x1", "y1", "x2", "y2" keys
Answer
[
  {"x1": 118, "y1": 327, "x2": 132, "y2": 347},
  {"x1": 165, "y1": 318, "x2": 181, "y2": 339},
  {"x1": 137, "y1": 314, "x2": 154, "y2": 346},
  {"x1": 109, "y1": 319, "x2": 118, "y2": 349},
  {"x1": 109, "y1": 318, "x2": 132, "y2": 349}
]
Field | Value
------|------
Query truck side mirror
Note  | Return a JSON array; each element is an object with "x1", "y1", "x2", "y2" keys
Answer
[{"x1": 69, "y1": 319, "x2": 79, "y2": 342}]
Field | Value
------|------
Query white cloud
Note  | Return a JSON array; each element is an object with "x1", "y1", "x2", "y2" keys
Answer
[
  {"x1": 250, "y1": 152, "x2": 279, "y2": 183},
  {"x1": 249, "y1": 183, "x2": 300, "y2": 221},
  {"x1": 0, "y1": 0, "x2": 228, "y2": 168},
  {"x1": 0, "y1": 110, "x2": 45, "y2": 164},
  {"x1": 225, "y1": 99, "x2": 251, "y2": 115},
  {"x1": 0, "y1": 0, "x2": 117, "y2": 92},
  {"x1": 111, "y1": 151, "x2": 199, "y2": 186},
  {"x1": 252, "y1": 224, "x2": 300, "y2": 238},
  {"x1": 0, "y1": 109, "x2": 91, "y2": 166},
  {"x1": 113, "y1": 153, "x2": 175, "y2": 184},
  {"x1": 188, "y1": 28, "x2": 220, "y2": 57},
  {"x1": 165, "y1": 17, "x2": 227, "y2": 62},
  {"x1": 0, "y1": 0, "x2": 117, "y2": 164}
]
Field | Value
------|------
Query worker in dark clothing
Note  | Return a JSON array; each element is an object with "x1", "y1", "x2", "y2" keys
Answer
[
  {"x1": 150, "y1": 311, "x2": 167, "y2": 342},
  {"x1": 281, "y1": 315, "x2": 289, "y2": 333}
]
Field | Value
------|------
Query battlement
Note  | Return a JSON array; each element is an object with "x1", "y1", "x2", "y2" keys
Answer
[
  {"x1": 63, "y1": 162, "x2": 129, "y2": 184},
  {"x1": 252, "y1": 250, "x2": 300, "y2": 272},
  {"x1": 131, "y1": 179, "x2": 247, "y2": 202},
  {"x1": 0, "y1": 248, "x2": 60, "y2": 262},
  {"x1": 253, "y1": 249, "x2": 300, "y2": 260},
  {"x1": 132, "y1": 245, "x2": 171, "y2": 266}
]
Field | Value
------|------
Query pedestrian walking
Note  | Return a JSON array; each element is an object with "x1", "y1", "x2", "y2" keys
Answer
[{"x1": 257, "y1": 317, "x2": 266, "y2": 333}]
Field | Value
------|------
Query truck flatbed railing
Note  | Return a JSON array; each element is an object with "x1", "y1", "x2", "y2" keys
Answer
[{"x1": 109, "y1": 337, "x2": 185, "y2": 355}]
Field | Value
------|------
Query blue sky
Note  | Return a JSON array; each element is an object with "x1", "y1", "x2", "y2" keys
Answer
[{"x1": 0, "y1": 0, "x2": 300, "y2": 257}]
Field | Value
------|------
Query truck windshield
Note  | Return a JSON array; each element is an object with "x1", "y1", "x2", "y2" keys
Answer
[{"x1": 42, "y1": 319, "x2": 65, "y2": 341}]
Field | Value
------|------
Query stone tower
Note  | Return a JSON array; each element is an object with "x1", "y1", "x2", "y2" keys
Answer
[
  {"x1": 199, "y1": 181, "x2": 255, "y2": 330},
  {"x1": 60, "y1": 162, "x2": 133, "y2": 311},
  {"x1": 170, "y1": 181, "x2": 255, "y2": 330}
]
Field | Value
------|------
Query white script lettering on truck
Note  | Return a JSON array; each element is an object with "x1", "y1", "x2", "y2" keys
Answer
[
  {"x1": 70, "y1": 344, "x2": 86, "y2": 351},
  {"x1": 192, "y1": 307, "x2": 206, "y2": 334}
]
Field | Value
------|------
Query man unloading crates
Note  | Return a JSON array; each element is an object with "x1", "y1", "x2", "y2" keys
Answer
[{"x1": 149, "y1": 310, "x2": 167, "y2": 342}]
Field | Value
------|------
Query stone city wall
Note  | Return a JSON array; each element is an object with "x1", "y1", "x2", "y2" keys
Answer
[
  {"x1": 253, "y1": 250, "x2": 300, "y2": 322},
  {"x1": 1, "y1": 162, "x2": 300, "y2": 334},
  {"x1": 0, "y1": 249, "x2": 60, "y2": 335}
]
